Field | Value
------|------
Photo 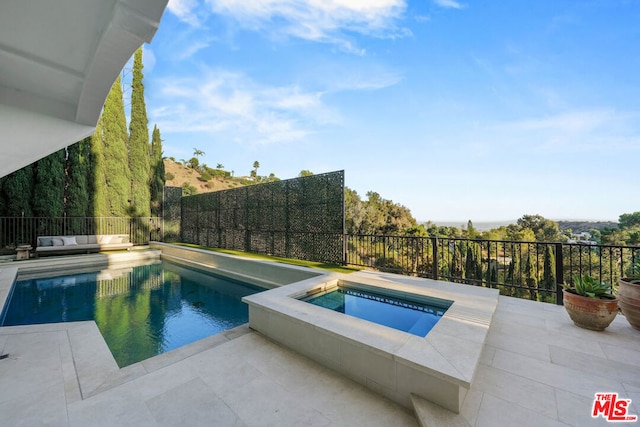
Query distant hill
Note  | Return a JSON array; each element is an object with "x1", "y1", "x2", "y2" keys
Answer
[
  {"x1": 425, "y1": 219, "x2": 618, "y2": 233},
  {"x1": 164, "y1": 159, "x2": 245, "y2": 194},
  {"x1": 557, "y1": 221, "x2": 618, "y2": 233},
  {"x1": 424, "y1": 220, "x2": 517, "y2": 232}
]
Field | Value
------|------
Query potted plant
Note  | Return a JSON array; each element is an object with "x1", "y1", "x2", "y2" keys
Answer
[
  {"x1": 563, "y1": 275, "x2": 618, "y2": 331},
  {"x1": 618, "y1": 260, "x2": 640, "y2": 331}
]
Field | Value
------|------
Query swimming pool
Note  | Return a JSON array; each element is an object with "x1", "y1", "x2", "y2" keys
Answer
[
  {"x1": 1, "y1": 260, "x2": 264, "y2": 367},
  {"x1": 303, "y1": 285, "x2": 452, "y2": 337}
]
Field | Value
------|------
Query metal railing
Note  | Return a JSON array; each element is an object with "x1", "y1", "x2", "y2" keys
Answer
[
  {"x1": 3, "y1": 217, "x2": 638, "y2": 306},
  {"x1": 0, "y1": 216, "x2": 163, "y2": 251},
  {"x1": 346, "y1": 235, "x2": 640, "y2": 304}
]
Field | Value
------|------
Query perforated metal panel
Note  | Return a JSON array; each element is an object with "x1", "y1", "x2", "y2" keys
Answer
[
  {"x1": 180, "y1": 171, "x2": 345, "y2": 263},
  {"x1": 162, "y1": 186, "x2": 183, "y2": 242}
]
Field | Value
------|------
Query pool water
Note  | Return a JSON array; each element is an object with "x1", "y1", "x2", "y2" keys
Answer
[
  {"x1": 1, "y1": 260, "x2": 263, "y2": 367},
  {"x1": 305, "y1": 286, "x2": 452, "y2": 337}
]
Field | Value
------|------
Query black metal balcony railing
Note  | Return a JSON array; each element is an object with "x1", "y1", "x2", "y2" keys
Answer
[
  {"x1": 2, "y1": 216, "x2": 638, "y2": 306},
  {"x1": 0, "y1": 216, "x2": 163, "y2": 250},
  {"x1": 346, "y1": 235, "x2": 639, "y2": 305}
]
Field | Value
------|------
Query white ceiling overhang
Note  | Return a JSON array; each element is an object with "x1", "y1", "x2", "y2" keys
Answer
[{"x1": 0, "y1": 0, "x2": 169, "y2": 178}]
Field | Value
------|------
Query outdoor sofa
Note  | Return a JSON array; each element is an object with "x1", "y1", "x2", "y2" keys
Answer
[{"x1": 35, "y1": 234, "x2": 133, "y2": 256}]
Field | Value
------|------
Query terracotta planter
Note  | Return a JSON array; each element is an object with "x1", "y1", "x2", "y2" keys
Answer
[
  {"x1": 562, "y1": 289, "x2": 618, "y2": 331},
  {"x1": 618, "y1": 278, "x2": 640, "y2": 331}
]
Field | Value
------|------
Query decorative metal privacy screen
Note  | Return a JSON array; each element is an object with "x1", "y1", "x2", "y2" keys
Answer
[
  {"x1": 180, "y1": 171, "x2": 345, "y2": 264},
  {"x1": 163, "y1": 186, "x2": 184, "y2": 242}
]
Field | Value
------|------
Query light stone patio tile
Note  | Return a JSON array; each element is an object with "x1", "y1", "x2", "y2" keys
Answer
[
  {"x1": 57, "y1": 330, "x2": 82, "y2": 404},
  {"x1": 68, "y1": 380, "x2": 156, "y2": 427},
  {"x1": 66, "y1": 322, "x2": 119, "y2": 398},
  {"x1": 0, "y1": 386, "x2": 69, "y2": 427},
  {"x1": 491, "y1": 348, "x2": 624, "y2": 399},
  {"x1": 478, "y1": 344, "x2": 496, "y2": 367},
  {"x1": 134, "y1": 359, "x2": 199, "y2": 401},
  {"x1": 195, "y1": 330, "x2": 416, "y2": 426},
  {"x1": 0, "y1": 334, "x2": 65, "y2": 404},
  {"x1": 600, "y1": 342, "x2": 640, "y2": 367},
  {"x1": 89, "y1": 361, "x2": 149, "y2": 396},
  {"x1": 425, "y1": 332, "x2": 483, "y2": 382},
  {"x1": 140, "y1": 332, "x2": 230, "y2": 373},
  {"x1": 219, "y1": 375, "x2": 333, "y2": 427},
  {"x1": 544, "y1": 316, "x2": 640, "y2": 349},
  {"x1": 491, "y1": 308, "x2": 549, "y2": 329},
  {"x1": 624, "y1": 383, "x2": 640, "y2": 393},
  {"x1": 0, "y1": 334, "x2": 8, "y2": 352},
  {"x1": 494, "y1": 313, "x2": 621, "y2": 361},
  {"x1": 628, "y1": 392, "x2": 640, "y2": 420},
  {"x1": 1, "y1": 330, "x2": 62, "y2": 362},
  {"x1": 549, "y1": 345, "x2": 640, "y2": 389},
  {"x1": 146, "y1": 377, "x2": 246, "y2": 427},
  {"x1": 238, "y1": 335, "x2": 342, "y2": 392},
  {"x1": 411, "y1": 394, "x2": 470, "y2": 427},
  {"x1": 473, "y1": 364, "x2": 559, "y2": 419},
  {"x1": 475, "y1": 393, "x2": 566, "y2": 427},
  {"x1": 485, "y1": 327, "x2": 550, "y2": 362},
  {"x1": 286, "y1": 364, "x2": 417, "y2": 427},
  {"x1": 459, "y1": 388, "x2": 482, "y2": 427},
  {"x1": 555, "y1": 388, "x2": 638, "y2": 427},
  {"x1": 189, "y1": 351, "x2": 263, "y2": 398}
]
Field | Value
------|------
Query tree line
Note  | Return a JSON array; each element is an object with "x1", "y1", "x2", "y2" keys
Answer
[{"x1": 0, "y1": 48, "x2": 165, "y2": 218}]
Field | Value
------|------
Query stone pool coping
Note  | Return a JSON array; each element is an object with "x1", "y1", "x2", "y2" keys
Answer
[{"x1": 243, "y1": 270, "x2": 500, "y2": 413}]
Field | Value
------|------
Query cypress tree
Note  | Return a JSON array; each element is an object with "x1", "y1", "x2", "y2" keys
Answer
[
  {"x1": 102, "y1": 75, "x2": 131, "y2": 216},
  {"x1": 66, "y1": 137, "x2": 93, "y2": 217},
  {"x1": 128, "y1": 48, "x2": 151, "y2": 216},
  {"x1": 0, "y1": 176, "x2": 7, "y2": 216},
  {"x1": 150, "y1": 125, "x2": 165, "y2": 217},
  {"x1": 524, "y1": 251, "x2": 537, "y2": 300},
  {"x1": 1, "y1": 165, "x2": 34, "y2": 217},
  {"x1": 91, "y1": 116, "x2": 109, "y2": 217},
  {"x1": 542, "y1": 245, "x2": 556, "y2": 301},
  {"x1": 451, "y1": 241, "x2": 465, "y2": 280},
  {"x1": 32, "y1": 149, "x2": 66, "y2": 217},
  {"x1": 464, "y1": 242, "x2": 482, "y2": 283},
  {"x1": 507, "y1": 246, "x2": 521, "y2": 296}
]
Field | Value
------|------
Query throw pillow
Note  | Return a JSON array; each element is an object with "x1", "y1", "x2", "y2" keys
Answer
[
  {"x1": 39, "y1": 237, "x2": 53, "y2": 247},
  {"x1": 52, "y1": 238, "x2": 64, "y2": 246},
  {"x1": 61, "y1": 236, "x2": 78, "y2": 246}
]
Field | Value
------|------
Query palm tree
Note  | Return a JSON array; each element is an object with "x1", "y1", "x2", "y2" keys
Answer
[{"x1": 193, "y1": 148, "x2": 205, "y2": 159}]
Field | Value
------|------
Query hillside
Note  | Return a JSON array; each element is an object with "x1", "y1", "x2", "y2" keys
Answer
[
  {"x1": 164, "y1": 159, "x2": 245, "y2": 194},
  {"x1": 557, "y1": 221, "x2": 618, "y2": 233}
]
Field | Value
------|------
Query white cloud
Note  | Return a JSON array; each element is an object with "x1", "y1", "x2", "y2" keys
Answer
[
  {"x1": 150, "y1": 68, "x2": 337, "y2": 144},
  {"x1": 205, "y1": 0, "x2": 408, "y2": 52},
  {"x1": 492, "y1": 109, "x2": 640, "y2": 152},
  {"x1": 433, "y1": 0, "x2": 465, "y2": 9},
  {"x1": 176, "y1": 41, "x2": 211, "y2": 60},
  {"x1": 167, "y1": 0, "x2": 203, "y2": 26}
]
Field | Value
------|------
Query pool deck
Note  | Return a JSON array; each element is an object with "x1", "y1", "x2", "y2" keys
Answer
[{"x1": 1, "y1": 255, "x2": 640, "y2": 426}]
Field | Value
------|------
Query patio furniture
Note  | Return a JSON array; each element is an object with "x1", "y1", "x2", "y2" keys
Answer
[{"x1": 35, "y1": 234, "x2": 133, "y2": 256}]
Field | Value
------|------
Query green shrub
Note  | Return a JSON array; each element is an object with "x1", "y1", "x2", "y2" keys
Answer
[
  {"x1": 181, "y1": 182, "x2": 197, "y2": 196},
  {"x1": 198, "y1": 172, "x2": 212, "y2": 182}
]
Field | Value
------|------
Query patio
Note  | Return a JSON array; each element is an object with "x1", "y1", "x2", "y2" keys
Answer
[{"x1": 1, "y1": 257, "x2": 638, "y2": 426}]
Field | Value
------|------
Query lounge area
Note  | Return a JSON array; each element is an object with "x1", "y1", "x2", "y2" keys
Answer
[
  {"x1": 35, "y1": 234, "x2": 134, "y2": 256},
  {"x1": 1, "y1": 249, "x2": 639, "y2": 426}
]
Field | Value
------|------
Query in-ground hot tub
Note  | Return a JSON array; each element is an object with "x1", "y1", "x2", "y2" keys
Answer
[
  {"x1": 302, "y1": 282, "x2": 453, "y2": 337},
  {"x1": 243, "y1": 270, "x2": 499, "y2": 413}
]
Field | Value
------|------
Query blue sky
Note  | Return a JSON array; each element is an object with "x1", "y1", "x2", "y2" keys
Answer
[{"x1": 141, "y1": 0, "x2": 639, "y2": 223}]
